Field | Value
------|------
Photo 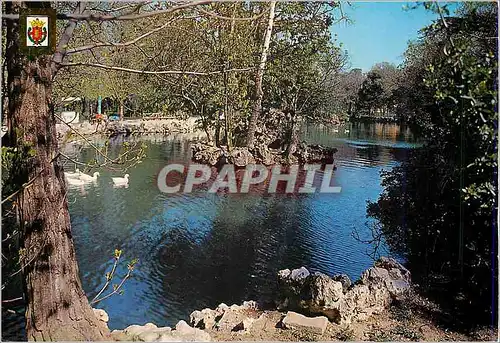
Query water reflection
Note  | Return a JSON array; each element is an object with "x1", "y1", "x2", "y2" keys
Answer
[{"x1": 2, "y1": 123, "x2": 420, "y2": 338}]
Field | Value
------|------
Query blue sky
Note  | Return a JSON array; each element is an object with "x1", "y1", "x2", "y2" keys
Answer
[{"x1": 332, "y1": 2, "x2": 441, "y2": 71}]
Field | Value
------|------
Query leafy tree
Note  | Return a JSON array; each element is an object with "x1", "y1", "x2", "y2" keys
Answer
[
  {"x1": 368, "y1": 2, "x2": 497, "y2": 325},
  {"x1": 356, "y1": 70, "x2": 384, "y2": 117}
]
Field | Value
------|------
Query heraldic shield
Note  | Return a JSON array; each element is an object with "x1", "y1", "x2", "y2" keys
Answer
[{"x1": 20, "y1": 8, "x2": 56, "y2": 56}]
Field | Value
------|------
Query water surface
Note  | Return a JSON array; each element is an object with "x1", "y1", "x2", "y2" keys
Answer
[{"x1": 2, "y1": 122, "x2": 419, "y2": 337}]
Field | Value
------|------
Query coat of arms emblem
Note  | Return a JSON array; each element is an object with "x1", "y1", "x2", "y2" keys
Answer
[{"x1": 26, "y1": 17, "x2": 48, "y2": 47}]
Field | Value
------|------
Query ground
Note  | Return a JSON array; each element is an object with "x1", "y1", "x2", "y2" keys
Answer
[{"x1": 201, "y1": 292, "x2": 497, "y2": 342}]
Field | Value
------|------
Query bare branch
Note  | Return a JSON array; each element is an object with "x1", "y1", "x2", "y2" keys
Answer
[
  {"x1": 66, "y1": 16, "x2": 178, "y2": 54},
  {"x1": 58, "y1": 62, "x2": 255, "y2": 75},
  {"x1": 196, "y1": 8, "x2": 266, "y2": 21},
  {"x1": 91, "y1": 2, "x2": 151, "y2": 14},
  {"x1": 52, "y1": 2, "x2": 87, "y2": 72},
  {"x1": 3, "y1": 1, "x2": 212, "y2": 21}
]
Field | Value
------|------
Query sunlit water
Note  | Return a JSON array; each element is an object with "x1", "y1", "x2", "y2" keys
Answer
[{"x1": 2, "y1": 122, "x2": 419, "y2": 338}]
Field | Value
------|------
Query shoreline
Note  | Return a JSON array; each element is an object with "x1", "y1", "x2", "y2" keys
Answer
[
  {"x1": 56, "y1": 117, "x2": 205, "y2": 144},
  {"x1": 90, "y1": 257, "x2": 496, "y2": 342}
]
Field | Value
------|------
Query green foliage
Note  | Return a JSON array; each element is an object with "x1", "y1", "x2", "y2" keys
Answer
[
  {"x1": 357, "y1": 71, "x2": 384, "y2": 116},
  {"x1": 265, "y1": 2, "x2": 346, "y2": 119},
  {"x1": 53, "y1": 2, "x2": 348, "y2": 142},
  {"x1": 368, "y1": 3, "x2": 497, "y2": 325}
]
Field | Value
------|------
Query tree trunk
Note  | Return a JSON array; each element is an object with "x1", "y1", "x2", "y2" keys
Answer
[
  {"x1": 119, "y1": 100, "x2": 124, "y2": 121},
  {"x1": 5, "y1": 3, "x2": 109, "y2": 340},
  {"x1": 246, "y1": 1, "x2": 276, "y2": 149}
]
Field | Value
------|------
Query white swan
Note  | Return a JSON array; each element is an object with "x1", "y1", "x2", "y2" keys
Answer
[
  {"x1": 333, "y1": 128, "x2": 339, "y2": 133},
  {"x1": 344, "y1": 129, "x2": 350, "y2": 133},
  {"x1": 64, "y1": 169, "x2": 81, "y2": 179},
  {"x1": 112, "y1": 174, "x2": 129, "y2": 186},
  {"x1": 79, "y1": 171, "x2": 100, "y2": 182}
]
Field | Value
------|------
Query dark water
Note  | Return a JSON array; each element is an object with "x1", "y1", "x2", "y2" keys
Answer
[{"x1": 2, "y1": 122, "x2": 419, "y2": 338}]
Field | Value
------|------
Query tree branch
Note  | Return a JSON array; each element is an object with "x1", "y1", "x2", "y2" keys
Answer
[
  {"x1": 65, "y1": 16, "x2": 179, "y2": 54},
  {"x1": 58, "y1": 62, "x2": 255, "y2": 75},
  {"x1": 52, "y1": 2, "x2": 87, "y2": 73},
  {"x1": 3, "y1": 1, "x2": 212, "y2": 21},
  {"x1": 196, "y1": 8, "x2": 266, "y2": 21}
]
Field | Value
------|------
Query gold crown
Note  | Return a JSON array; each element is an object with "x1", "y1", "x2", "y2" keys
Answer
[{"x1": 30, "y1": 18, "x2": 45, "y2": 27}]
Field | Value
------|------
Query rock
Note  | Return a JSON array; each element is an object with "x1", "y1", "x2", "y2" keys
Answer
[
  {"x1": 276, "y1": 257, "x2": 412, "y2": 325},
  {"x1": 216, "y1": 306, "x2": 246, "y2": 332},
  {"x1": 277, "y1": 266, "x2": 311, "y2": 310},
  {"x1": 192, "y1": 143, "x2": 222, "y2": 166},
  {"x1": 229, "y1": 148, "x2": 255, "y2": 167},
  {"x1": 278, "y1": 268, "x2": 292, "y2": 279},
  {"x1": 252, "y1": 145, "x2": 275, "y2": 165},
  {"x1": 281, "y1": 311, "x2": 328, "y2": 335},
  {"x1": 332, "y1": 274, "x2": 352, "y2": 293},
  {"x1": 232, "y1": 317, "x2": 255, "y2": 332},
  {"x1": 307, "y1": 272, "x2": 344, "y2": 321},
  {"x1": 242, "y1": 300, "x2": 258, "y2": 310},
  {"x1": 298, "y1": 144, "x2": 337, "y2": 164},
  {"x1": 174, "y1": 320, "x2": 211, "y2": 341},
  {"x1": 137, "y1": 330, "x2": 160, "y2": 342},
  {"x1": 190, "y1": 308, "x2": 217, "y2": 329},
  {"x1": 360, "y1": 267, "x2": 390, "y2": 284},
  {"x1": 216, "y1": 303, "x2": 229, "y2": 313},
  {"x1": 144, "y1": 323, "x2": 158, "y2": 329},
  {"x1": 124, "y1": 324, "x2": 154, "y2": 337},
  {"x1": 93, "y1": 308, "x2": 109, "y2": 323},
  {"x1": 110, "y1": 329, "x2": 130, "y2": 341},
  {"x1": 290, "y1": 267, "x2": 310, "y2": 280},
  {"x1": 309, "y1": 272, "x2": 344, "y2": 306}
]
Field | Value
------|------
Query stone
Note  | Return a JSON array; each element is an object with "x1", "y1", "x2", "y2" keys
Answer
[
  {"x1": 216, "y1": 306, "x2": 247, "y2": 332},
  {"x1": 144, "y1": 323, "x2": 158, "y2": 329},
  {"x1": 290, "y1": 267, "x2": 310, "y2": 281},
  {"x1": 252, "y1": 145, "x2": 275, "y2": 165},
  {"x1": 375, "y1": 257, "x2": 411, "y2": 282},
  {"x1": 124, "y1": 324, "x2": 149, "y2": 336},
  {"x1": 137, "y1": 330, "x2": 160, "y2": 342},
  {"x1": 174, "y1": 320, "x2": 211, "y2": 341},
  {"x1": 278, "y1": 268, "x2": 291, "y2": 279},
  {"x1": 242, "y1": 300, "x2": 258, "y2": 310},
  {"x1": 331, "y1": 274, "x2": 352, "y2": 293},
  {"x1": 275, "y1": 257, "x2": 413, "y2": 325},
  {"x1": 232, "y1": 317, "x2": 255, "y2": 332},
  {"x1": 110, "y1": 329, "x2": 130, "y2": 341},
  {"x1": 309, "y1": 272, "x2": 344, "y2": 306},
  {"x1": 191, "y1": 143, "x2": 222, "y2": 166},
  {"x1": 92, "y1": 308, "x2": 109, "y2": 323},
  {"x1": 190, "y1": 308, "x2": 217, "y2": 329},
  {"x1": 307, "y1": 272, "x2": 344, "y2": 322},
  {"x1": 281, "y1": 311, "x2": 328, "y2": 335},
  {"x1": 229, "y1": 148, "x2": 256, "y2": 167},
  {"x1": 360, "y1": 267, "x2": 389, "y2": 285},
  {"x1": 216, "y1": 303, "x2": 229, "y2": 314},
  {"x1": 277, "y1": 266, "x2": 312, "y2": 310}
]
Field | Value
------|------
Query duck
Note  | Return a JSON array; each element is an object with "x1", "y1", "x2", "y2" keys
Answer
[
  {"x1": 344, "y1": 129, "x2": 350, "y2": 134},
  {"x1": 333, "y1": 128, "x2": 339, "y2": 133},
  {"x1": 66, "y1": 176, "x2": 86, "y2": 186},
  {"x1": 64, "y1": 169, "x2": 81, "y2": 179},
  {"x1": 112, "y1": 174, "x2": 129, "y2": 186},
  {"x1": 79, "y1": 171, "x2": 100, "y2": 182}
]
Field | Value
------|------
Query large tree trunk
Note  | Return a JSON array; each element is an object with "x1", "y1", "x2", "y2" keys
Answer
[
  {"x1": 5, "y1": 3, "x2": 109, "y2": 340},
  {"x1": 246, "y1": 1, "x2": 276, "y2": 149}
]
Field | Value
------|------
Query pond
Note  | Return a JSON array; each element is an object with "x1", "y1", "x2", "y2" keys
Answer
[{"x1": 2, "y1": 121, "x2": 419, "y2": 338}]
